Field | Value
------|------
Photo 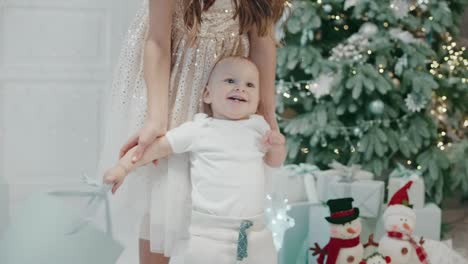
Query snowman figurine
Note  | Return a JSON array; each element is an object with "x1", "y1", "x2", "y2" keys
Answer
[
  {"x1": 377, "y1": 181, "x2": 430, "y2": 264},
  {"x1": 359, "y1": 253, "x2": 391, "y2": 264},
  {"x1": 311, "y1": 198, "x2": 364, "y2": 264}
]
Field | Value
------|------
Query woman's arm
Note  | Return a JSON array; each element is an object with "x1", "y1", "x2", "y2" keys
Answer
[
  {"x1": 120, "y1": 0, "x2": 175, "y2": 161},
  {"x1": 144, "y1": 0, "x2": 174, "y2": 126},
  {"x1": 248, "y1": 25, "x2": 279, "y2": 131}
]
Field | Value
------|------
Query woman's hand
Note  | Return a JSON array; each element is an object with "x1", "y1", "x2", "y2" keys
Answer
[{"x1": 119, "y1": 120, "x2": 166, "y2": 165}]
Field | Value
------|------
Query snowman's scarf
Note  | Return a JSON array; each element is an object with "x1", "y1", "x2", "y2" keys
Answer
[
  {"x1": 317, "y1": 236, "x2": 360, "y2": 264},
  {"x1": 387, "y1": 231, "x2": 430, "y2": 264}
]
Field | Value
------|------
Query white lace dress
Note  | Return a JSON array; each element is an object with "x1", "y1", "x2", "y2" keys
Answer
[{"x1": 95, "y1": 0, "x2": 250, "y2": 261}]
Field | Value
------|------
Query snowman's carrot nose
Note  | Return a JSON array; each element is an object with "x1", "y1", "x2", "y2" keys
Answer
[
  {"x1": 403, "y1": 223, "x2": 411, "y2": 231},
  {"x1": 346, "y1": 227, "x2": 356, "y2": 234}
]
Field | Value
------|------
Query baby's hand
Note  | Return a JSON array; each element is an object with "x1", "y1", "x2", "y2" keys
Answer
[
  {"x1": 262, "y1": 130, "x2": 286, "y2": 151},
  {"x1": 103, "y1": 163, "x2": 128, "y2": 194}
]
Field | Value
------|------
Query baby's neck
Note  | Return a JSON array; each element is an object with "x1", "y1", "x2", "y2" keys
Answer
[{"x1": 211, "y1": 112, "x2": 253, "y2": 121}]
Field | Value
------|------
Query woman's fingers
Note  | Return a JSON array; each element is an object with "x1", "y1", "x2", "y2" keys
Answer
[
  {"x1": 120, "y1": 134, "x2": 139, "y2": 158},
  {"x1": 132, "y1": 139, "x2": 150, "y2": 162}
]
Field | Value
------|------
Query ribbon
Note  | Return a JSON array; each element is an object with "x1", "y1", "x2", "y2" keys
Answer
[
  {"x1": 284, "y1": 163, "x2": 320, "y2": 177},
  {"x1": 328, "y1": 160, "x2": 373, "y2": 183},
  {"x1": 48, "y1": 174, "x2": 113, "y2": 236},
  {"x1": 236, "y1": 220, "x2": 253, "y2": 261},
  {"x1": 324, "y1": 161, "x2": 379, "y2": 216},
  {"x1": 389, "y1": 163, "x2": 421, "y2": 181}
]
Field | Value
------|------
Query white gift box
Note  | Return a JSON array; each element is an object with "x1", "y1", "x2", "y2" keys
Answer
[
  {"x1": 326, "y1": 180, "x2": 385, "y2": 218},
  {"x1": 0, "y1": 190, "x2": 123, "y2": 264},
  {"x1": 275, "y1": 164, "x2": 320, "y2": 203},
  {"x1": 316, "y1": 161, "x2": 374, "y2": 202}
]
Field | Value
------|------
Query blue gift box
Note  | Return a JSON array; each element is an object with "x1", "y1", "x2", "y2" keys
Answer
[
  {"x1": 278, "y1": 202, "x2": 315, "y2": 264},
  {"x1": 0, "y1": 190, "x2": 124, "y2": 264},
  {"x1": 308, "y1": 204, "x2": 330, "y2": 264}
]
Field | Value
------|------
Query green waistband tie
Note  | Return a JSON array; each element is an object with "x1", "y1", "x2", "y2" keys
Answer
[{"x1": 236, "y1": 220, "x2": 253, "y2": 261}]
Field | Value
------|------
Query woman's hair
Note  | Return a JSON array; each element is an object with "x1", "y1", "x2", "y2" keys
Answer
[{"x1": 183, "y1": 0, "x2": 288, "y2": 43}]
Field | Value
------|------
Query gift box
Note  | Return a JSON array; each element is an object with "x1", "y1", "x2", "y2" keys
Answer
[
  {"x1": 278, "y1": 202, "x2": 315, "y2": 264},
  {"x1": 0, "y1": 187, "x2": 124, "y2": 264},
  {"x1": 316, "y1": 161, "x2": 374, "y2": 203},
  {"x1": 277, "y1": 164, "x2": 320, "y2": 203},
  {"x1": 308, "y1": 204, "x2": 331, "y2": 264},
  {"x1": 326, "y1": 180, "x2": 384, "y2": 218},
  {"x1": 387, "y1": 163, "x2": 425, "y2": 209},
  {"x1": 374, "y1": 203, "x2": 442, "y2": 241}
]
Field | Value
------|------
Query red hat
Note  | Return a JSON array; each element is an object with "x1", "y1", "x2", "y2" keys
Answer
[
  {"x1": 384, "y1": 181, "x2": 416, "y2": 220},
  {"x1": 388, "y1": 181, "x2": 413, "y2": 207}
]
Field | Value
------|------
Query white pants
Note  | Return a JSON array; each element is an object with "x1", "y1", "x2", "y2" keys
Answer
[{"x1": 170, "y1": 211, "x2": 277, "y2": 264}]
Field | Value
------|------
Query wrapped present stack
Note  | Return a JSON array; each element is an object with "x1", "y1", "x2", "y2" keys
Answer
[{"x1": 276, "y1": 161, "x2": 443, "y2": 264}]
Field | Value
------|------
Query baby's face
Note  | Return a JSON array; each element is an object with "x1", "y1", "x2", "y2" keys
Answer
[{"x1": 203, "y1": 59, "x2": 260, "y2": 120}]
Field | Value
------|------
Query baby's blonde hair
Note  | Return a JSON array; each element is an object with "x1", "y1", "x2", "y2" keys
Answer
[{"x1": 206, "y1": 56, "x2": 258, "y2": 85}]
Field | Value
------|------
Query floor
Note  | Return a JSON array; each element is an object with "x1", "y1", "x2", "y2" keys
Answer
[{"x1": 443, "y1": 206, "x2": 468, "y2": 258}]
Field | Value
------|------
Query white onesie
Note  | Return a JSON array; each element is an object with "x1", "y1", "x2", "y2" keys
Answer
[
  {"x1": 165, "y1": 113, "x2": 277, "y2": 264},
  {"x1": 166, "y1": 113, "x2": 270, "y2": 218}
]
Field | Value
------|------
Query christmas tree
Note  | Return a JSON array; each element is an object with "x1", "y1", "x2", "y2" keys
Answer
[{"x1": 276, "y1": 0, "x2": 468, "y2": 203}]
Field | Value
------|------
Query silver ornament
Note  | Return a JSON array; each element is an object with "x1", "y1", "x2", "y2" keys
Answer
[{"x1": 369, "y1": 99, "x2": 385, "y2": 115}]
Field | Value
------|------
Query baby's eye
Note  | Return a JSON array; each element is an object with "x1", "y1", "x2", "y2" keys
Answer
[
  {"x1": 246, "y1": 82, "x2": 255, "y2": 88},
  {"x1": 225, "y1": 78, "x2": 235, "y2": 84}
]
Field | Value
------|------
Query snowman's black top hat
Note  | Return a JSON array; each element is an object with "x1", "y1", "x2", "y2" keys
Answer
[{"x1": 325, "y1": 198, "x2": 360, "y2": 224}]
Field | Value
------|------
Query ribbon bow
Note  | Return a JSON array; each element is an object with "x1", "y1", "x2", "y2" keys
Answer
[
  {"x1": 389, "y1": 163, "x2": 421, "y2": 180},
  {"x1": 236, "y1": 220, "x2": 253, "y2": 261},
  {"x1": 328, "y1": 160, "x2": 372, "y2": 183},
  {"x1": 49, "y1": 174, "x2": 113, "y2": 236},
  {"x1": 284, "y1": 163, "x2": 320, "y2": 177}
]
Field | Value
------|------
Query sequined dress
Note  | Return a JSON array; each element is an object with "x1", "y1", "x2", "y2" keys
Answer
[{"x1": 95, "y1": 0, "x2": 249, "y2": 261}]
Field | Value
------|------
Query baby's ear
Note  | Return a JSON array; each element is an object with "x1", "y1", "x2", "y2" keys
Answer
[{"x1": 202, "y1": 87, "x2": 212, "y2": 104}]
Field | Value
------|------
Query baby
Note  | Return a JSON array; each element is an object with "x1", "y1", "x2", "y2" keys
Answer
[{"x1": 104, "y1": 56, "x2": 286, "y2": 264}]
